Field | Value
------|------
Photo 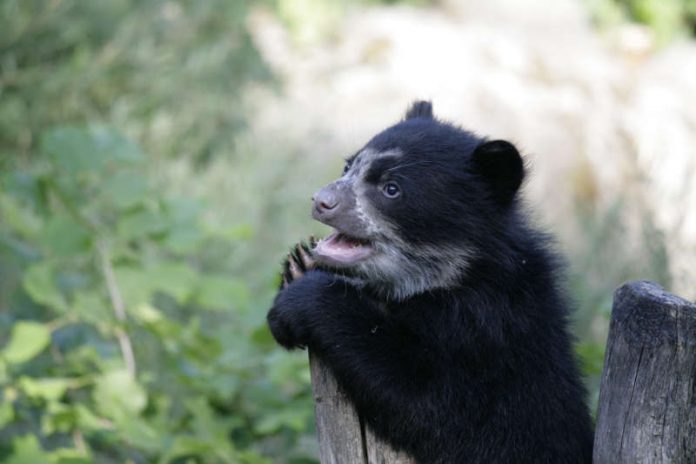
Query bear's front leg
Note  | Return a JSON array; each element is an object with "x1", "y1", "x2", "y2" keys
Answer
[
  {"x1": 267, "y1": 243, "x2": 438, "y2": 403},
  {"x1": 267, "y1": 244, "x2": 446, "y2": 461},
  {"x1": 268, "y1": 238, "x2": 376, "y2": 353},
  {"x1": 267, "y1": 240, "x2": 323, "y2": 349}
]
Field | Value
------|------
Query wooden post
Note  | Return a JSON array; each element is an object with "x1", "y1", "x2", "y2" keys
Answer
[
  {"x1": 594, "y1": 281, "x2": 696, "y2": 463},
  {"x1": 308, "y1": 281, "x2": 696, "y2": 463},
  {"x1": 309, "y1": 352, "x2": 416, "y2": 464}
]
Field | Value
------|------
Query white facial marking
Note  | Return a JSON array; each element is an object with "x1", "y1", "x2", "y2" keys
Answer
[
  {"x1": 354, "y1": 240, "x2": 476, "y2": 301},
  {"x1": 346, "y1": 148, "x2": 403, "y2": 237},
  {"x1": 336, "y1": 147, "x2": 475, "y2": 300},
  {"x1": 346, "y1": 148, "x2": 404, "y2": 179}
]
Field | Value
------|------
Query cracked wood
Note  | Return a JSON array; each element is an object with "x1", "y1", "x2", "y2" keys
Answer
[
  {"x1": 310, "y1": 352, "x2": 416, "y2": 464},
  {"x1": 593, "y1": 281, "x2": 696, "y2": 464}
]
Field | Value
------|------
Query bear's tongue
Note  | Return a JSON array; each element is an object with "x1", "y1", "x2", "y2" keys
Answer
[{"x1": 314, "y1": 230, "x2": 373, "y2": 265}]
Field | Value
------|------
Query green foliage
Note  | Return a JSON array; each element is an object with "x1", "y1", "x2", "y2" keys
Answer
[
  {"x1": 0, "y1": 128, "x2": 316, "y2": 462},
  {"x1": 0, "y1": 1, "x2": 326, "y2": 459},
  {"x1": 587, "y1": 0, "x2": 696, "y2": 42},
  {"x1": 568, "y1": 198, "x2": 672, "y2": 416},
  {"x1": 2, "y1": 323, "x2": 51, "y2": 365},
  {"x1": 0, "y1": 0, "x2": 273, "y2": 167}
]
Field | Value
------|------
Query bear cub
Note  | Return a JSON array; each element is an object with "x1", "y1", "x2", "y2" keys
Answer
[{"x1": 267, "y1": 101, "x2": 594, "y2": 463}]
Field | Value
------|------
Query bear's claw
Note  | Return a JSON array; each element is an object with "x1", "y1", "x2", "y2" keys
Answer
[{"x1": 280, "y1": 237, "x2": 317, "y2": 289}]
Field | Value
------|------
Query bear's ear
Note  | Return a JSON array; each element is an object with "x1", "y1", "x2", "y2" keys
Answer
[
  {"x1": 472, "y1": 140, "x2": 525, "y2": 204},
  {"x1": 404, "y1": 100, "x2": 433, "y2": 120}
]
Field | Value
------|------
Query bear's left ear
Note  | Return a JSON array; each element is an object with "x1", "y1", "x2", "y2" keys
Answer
[
  {"x1": 404, "y1": 100, "x2": 433, "y2": 120},
  {"x1": 472, "y1": 140, "x2": 525, "y2": 204}
]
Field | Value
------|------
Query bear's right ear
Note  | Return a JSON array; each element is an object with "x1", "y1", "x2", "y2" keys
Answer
[
  {"x1": 472, "y1": 140, "x2": 525, "y2": 205},
  {"x1": 404, "y1": 100, "x2": 433, "y2": 120}
]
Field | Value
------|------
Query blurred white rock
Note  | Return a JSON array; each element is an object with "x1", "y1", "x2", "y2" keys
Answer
[{"x1": 248, "y1": 0, "x2": 696, "y2": 299}]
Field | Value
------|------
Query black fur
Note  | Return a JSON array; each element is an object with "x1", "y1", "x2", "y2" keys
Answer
[
  {"x1": 404, "y1": 100, "x2": 434, "y2": 120},
  {"x1": 267, "y1": 102, "x2": 594, "y2": 463},
  {"x1": 473, "y1": 140, "x2": 525, "y2": 205}
]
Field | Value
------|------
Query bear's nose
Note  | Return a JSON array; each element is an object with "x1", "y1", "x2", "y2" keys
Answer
[{"x1": 313, "y1": 187, "x2": 339, "y2": 213}]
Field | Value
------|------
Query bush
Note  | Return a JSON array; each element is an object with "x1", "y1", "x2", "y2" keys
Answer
[
  {"x1": 0, "y1": 0, "x2": 272, "y2": 167},
  {"x1": 0, "y1": 2, "x2": 323, "y2": 460},
  {"x1": 0, "y1": 127, "x2": 317, "y2": 462}
]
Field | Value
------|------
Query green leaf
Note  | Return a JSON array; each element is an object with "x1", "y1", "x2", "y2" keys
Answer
[
  {"x1": 576, "y1": 342, "x2": 606, "y2": 377},
  {"x1": 41, "y1": 126, "x2": 144, "y2": 173},
  {"x1": 214, "y1": 223, "x2": 254, "y2": 241},
  {"x1": 250, "y1": 325, "x2": 275, "y2": 349},
  {"x1": 163, "y1": 436, "x2": 217, "y2": 461},
  {"x1": 131, "y1": 303, "x2": 163, "y2": 324},
  {"x1": 163, "y1": 225, "x2": 203, "y2": 254},
  {"x1": 19, "y1": 377, "x2": 70, "y2": 401},
  {"x1": 39, "y1": 214, "x2": 91, "y2": 257},
  {"x1": 93, "y1": 369, "x2": 147, "y2": 418},
  {"x1": 186, "y1": 397, "x2": 235, "y2": 444},
  {"x1": 111, "y1": 414, "x2": 160, "y2": 452},
  {"x1": 117, "y1": 209, "x2": 169, "y2": 239},
  {"x1": 5, "y1": 435, "x2": 50, "y2": 464},
  {"x1": 23, "y1": 263, "x2": 68, "y2": 312},
  {"x1": 47, "y1": 448, "x2": 91, "y2": 464},
  {"x1": 0, "y1": 358, "x2": 7, "y2": 383},
  {"x1": 150, "y1": 262, "x2": 198, "y2": 303},
  {"x1": 0, "y1": 401, "x2": 14, "y2": 429},
  {"x1": 89, "y1": 126, "x2": 145, "y2": 164},
  {"x1": 42, "y1": 401, "x2": 77, "y2": 435},
  {"x1": 113, "y1": 266, "x2": 153, "y2": 307},
  {"x1": 0, "y1": 194, "x2": 43, "y2": 238},
  {"x1": 72, "y1": 291, "x2": 111, "y2": 324},
  {"x1": 2, "y1": 322, "x2": 51, "y2": 364},
  {"x1": 208, "y1": 375, "x2": 240, "y2": 400},
  {"x1": 267, "y1": 351, "x2": 311, "y2": 387},
  {"x1": 195, "y1": 275, "x2": 248, "y2": 311},
  {"x1": 254, "y1": 406, "x2": 311, "y2": 434},
  {"x1": 75, "y1": 404, "x2": 110, "y2": 432},
  {"x1": 237, "y1": 450, "x2": 273, "y2": 464},
  {"x1": 115, "y1": 263, "x2": 196, "y2": 308},
  {"x1": 2, "y1": 171, "x2": 42, "y2": 206},
  {"x1": 42, "y1": 127, "x2": 107, "y2": 173},
  {"x1": 163, "y1": 196, "x2": 202, "y2": 223},
  {"x1": 101, "y1": 171, "x2": 149, "y2": 209}
]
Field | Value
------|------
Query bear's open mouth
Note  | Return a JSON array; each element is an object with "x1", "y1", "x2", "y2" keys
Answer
[{"x1": 314, "y1": 229, "x2": 373, "y2": 266}]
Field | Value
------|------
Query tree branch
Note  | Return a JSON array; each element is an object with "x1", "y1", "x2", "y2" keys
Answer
[{"x1": 97, "y1": 240, "x2": 136, "y2": 376}]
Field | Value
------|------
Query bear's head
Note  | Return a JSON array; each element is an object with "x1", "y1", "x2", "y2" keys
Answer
[{"x1": 312, "y1": 101, "x2": 525, "y2": 300}]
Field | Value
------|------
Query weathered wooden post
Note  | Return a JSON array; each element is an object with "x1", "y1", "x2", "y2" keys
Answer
[
  {"x1": 309, "y1": 281, "x2": 696, "y2": 463},
  {"x1": 309, "y1": 352, "x2": 416, "y2": 464},
  {"x1": 594, "y1": 281, "x2": 696, "y2": 463}
]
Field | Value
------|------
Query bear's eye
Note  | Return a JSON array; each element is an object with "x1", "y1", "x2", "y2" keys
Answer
[
  {"x1": 342, "y1": 162, "x2": 351, "y2": 175},
  {"x1": 382, "y1": 182, "x2": 401, "y2": 199}
]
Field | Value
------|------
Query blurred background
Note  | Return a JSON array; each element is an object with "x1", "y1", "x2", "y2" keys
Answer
[{"x1": 1, "y1": 0, "x2": 695, "y2": 462}]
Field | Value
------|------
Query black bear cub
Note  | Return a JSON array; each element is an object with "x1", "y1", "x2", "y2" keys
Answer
[{"x1": 267, "y1": 101, "x2": 594, "y2": 463}]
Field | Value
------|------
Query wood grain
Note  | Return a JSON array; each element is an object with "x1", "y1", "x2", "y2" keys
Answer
[
  {"x1": 309, "y1": 352, "x2": 416, "y2": 464},
  {"x1": 594, "y1": 281, "x2": 696, "y2": 464},
  {"x1": 309, "y1": 351, "x2": 367, "y2": 464}
]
